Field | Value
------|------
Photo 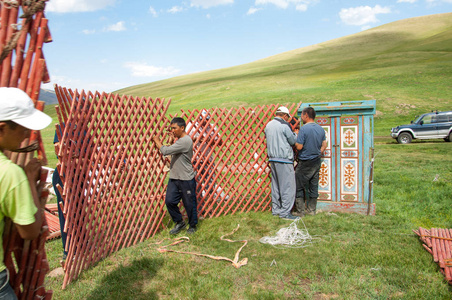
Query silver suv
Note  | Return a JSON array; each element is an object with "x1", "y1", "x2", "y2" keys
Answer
[{"x1": 391, "y1": 111, "x2": 452, "y2": 144}]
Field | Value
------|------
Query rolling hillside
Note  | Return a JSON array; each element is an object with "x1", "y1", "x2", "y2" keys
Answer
[{"x1": 116, "y1": 12, "x2": 452, "y2": 133}]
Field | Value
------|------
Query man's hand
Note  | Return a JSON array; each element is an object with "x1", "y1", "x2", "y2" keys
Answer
[
  {"x1": 24, "y1": 158, "x2": 42, "y2": 182},
  {"x1": 153, "y1": 136, "x2": 163, "y2": 149},
  {"x1": 17, "y1": 158, "x2": 45, "y2": 240}
]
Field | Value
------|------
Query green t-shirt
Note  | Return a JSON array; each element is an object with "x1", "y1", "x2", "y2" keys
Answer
[{"x1": 0, "y1": 152, "x2": 38, "y2": 272}]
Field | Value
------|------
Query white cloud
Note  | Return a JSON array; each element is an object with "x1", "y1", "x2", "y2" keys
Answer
[
  {"x1": 149, "y1": 6, "x2": 158, "y2": 17},
  {"x1": 42, "y1": 75, "x2": 82, "y2": 89},
  {"x1": 426, "y1": 0, "x2": 452, "y2": 3},
  {"x1": 124, "y1": 62, "x2": 181, "y2": 77},
  {"x1": 104, "y1": 21, "x2": 126, "y2": 32},
  {"x1": 397, "y1": 0, "x2": 417, "y2": 3},
  {"x1": 296, "y1": 4, "x2": 308, "y2": 11},
  {"x1": 247, "y1": 7, "x2": 262, "y2": 15},
  {"x1": 46, "y1": 0, "x2": 116, "y2": 13},
  {"x1": 190, "y1": 0, "x2": 234, "y2": 9},
  {"x1": 255, "y1": 0, "x2": 315, "y2": 10},
  {"x1": 168, "y1": 6, "x2": 184, "y2": 13},
  {"x1": 339, "y1": 5, "x2": 391, "y2": 26},
  {"x1": 82, "y1": 29, "x2": 96, "y2": 34},
  {"x1": 256, "y1": 0, "x2": 289, "y2": 9},
  {"x1": 42, "y1": 75, "x2": 130, "y2": 93}
]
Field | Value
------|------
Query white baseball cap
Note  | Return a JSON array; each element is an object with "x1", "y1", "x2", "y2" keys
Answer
[
  {"x1": 276, "y1": 106, "x2": 290, "y2": 117},
  {"x1": 0, "y1": 87, "x2": 52, "y2": 130}
]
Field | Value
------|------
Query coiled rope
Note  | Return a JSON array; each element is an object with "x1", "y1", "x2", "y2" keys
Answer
[{"x1": 259, "y1": 218, "x2": 320, "y2": 248}]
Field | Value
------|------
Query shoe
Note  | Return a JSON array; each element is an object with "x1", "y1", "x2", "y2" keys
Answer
[
  {"x1": 187, "y1": 226, "x2": 197, "y2": 234},
  {"x1": 280, "y1": 214, "x2": 300, "y2": 220},
  {"x1": 305, "y1": 209, "x2": 316, "y2": 215},
  {"x1": 292, "y1": 211, "x2": 305, "y2": 217},
  {"x1": 169, "y1": 221, "x2": 186, "y2": 235}
]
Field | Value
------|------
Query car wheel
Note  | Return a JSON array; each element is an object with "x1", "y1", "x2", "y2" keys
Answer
[
  {"x1": 445, "y1": 132, "x2": 452, "y2": 142},
  {"x1": 397, "y1": 132, "x2": 412, "y2": 144}
]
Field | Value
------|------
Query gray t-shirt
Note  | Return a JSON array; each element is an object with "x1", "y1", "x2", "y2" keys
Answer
[{"x1": 160, "y1": 135, "x2": 195, "y2": 180}]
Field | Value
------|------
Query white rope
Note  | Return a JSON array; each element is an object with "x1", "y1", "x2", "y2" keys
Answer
[{"x1": 259, "y1": 218, "x2": 319, "y2": 248}]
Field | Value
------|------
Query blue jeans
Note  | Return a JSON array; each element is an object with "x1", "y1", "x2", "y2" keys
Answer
[
  {"x1": 0, "y1": 269, "x2": 17, "y2": 300},
  {"x1": 165, "y1": 178, "x2": 198, "y2": 227}
]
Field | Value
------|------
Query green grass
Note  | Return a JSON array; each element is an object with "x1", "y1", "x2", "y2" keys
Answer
[
  {"x1": 44, "y1": 140, "x2": 452, "y2": 299},
  {"x1": 41, "y1": 13, "x2": 452, "y2": 298}
]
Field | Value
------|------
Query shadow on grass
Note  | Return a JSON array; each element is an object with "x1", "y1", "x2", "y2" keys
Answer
[{"x1": 87, "y1": 257, "x2": 164, "y2": 300}]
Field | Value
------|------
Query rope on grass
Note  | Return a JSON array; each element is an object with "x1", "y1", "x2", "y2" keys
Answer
[
  {"x1": 259, "y1": 218, "x2": 319, "y2": 248},
  {"x1": 154, "y1": 224, "x2": 248, "y2": 269}
]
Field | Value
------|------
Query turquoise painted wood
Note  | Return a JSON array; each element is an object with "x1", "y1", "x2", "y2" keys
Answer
[{"x1": 297, "y1": 100, "x2": 376, "y2": 215}]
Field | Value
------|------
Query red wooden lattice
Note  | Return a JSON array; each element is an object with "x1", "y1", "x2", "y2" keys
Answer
[
  {"x1": 180, "y1": 104, "x2": 300, "y2": 218},
  {"x1": 0, "y1": 0, "x2": 52, "y2": 298},
  {"x1": 54, "y1": 84, "x2": 300, "y2": 288},
  {"x1": 53, "y1": 85, "x2": 172, "y2": 288}
]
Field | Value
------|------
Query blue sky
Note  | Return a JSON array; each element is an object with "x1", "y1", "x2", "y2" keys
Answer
[{"x1": 41, "y1": 0, "x2": 452, "y2": 93}]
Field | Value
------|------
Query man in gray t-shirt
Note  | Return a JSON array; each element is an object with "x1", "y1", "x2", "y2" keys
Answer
[{"x1": 153, "y1": 117, "x2": 198, "y2": 234}]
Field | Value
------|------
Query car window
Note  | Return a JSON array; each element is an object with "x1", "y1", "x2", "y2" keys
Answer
[
  {"x1": 437, "y1": 115, "x2": 449, "y2": 123},
  {"x1": 422, "y1": 115, "x2": 434, "y2": 124}
]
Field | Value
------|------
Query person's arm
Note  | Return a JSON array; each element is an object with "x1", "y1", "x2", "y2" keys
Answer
[
  {"x1": 284, "y1": 126, "x2": 297, "y2": 146},
  {"x1": 320, "y1": 140, "x2": 327, "y2": 154},
  {"x1": 15, "y1": 158, "x2": 45, "y2": 240},
  {"x1": 153, "y1": 136, "x2": 190, "y2": 156},
  {"x1": 295, "y1": 129, "x2": 304, "y2": 151},
  {"x1": 160, "y1": 138, "x2": 189, "y2": 156}
]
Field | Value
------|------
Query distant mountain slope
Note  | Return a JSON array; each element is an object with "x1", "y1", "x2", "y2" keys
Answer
[
  {"x1": 116, "y1": 13, "x2": 452, "y2": 122},
  {"x1": 39, "y1": 88, "x2": 58, "y2": 105}
]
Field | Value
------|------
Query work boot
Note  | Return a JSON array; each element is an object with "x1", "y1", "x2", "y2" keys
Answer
[
  {"x1": 187, "y1": 225, "x2": 197, "y2": 234},
  {"x1": 292, "y1": 211, "x2": 305, "y2": 217},
  {"x1": 294, "y1": 197, "x2": 305, "y2": 215},
  {"x1": 169, "y1": 221, "x2": 186, "y2": 235},
  {"x1": 306, "y1": 198, "x2": 317, "y2": 215}
]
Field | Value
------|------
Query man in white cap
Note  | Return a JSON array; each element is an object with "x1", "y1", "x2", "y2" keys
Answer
[
  {"x1": 265, "y1": 106, "x2": 299, "y2": 220},
  {"x1": 0, "y1": 87, "x2": 51, "y2": 298}
]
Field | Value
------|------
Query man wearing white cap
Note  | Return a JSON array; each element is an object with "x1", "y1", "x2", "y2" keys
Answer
[
  {"x1": 265, "y1": 106, "x2": 299, "y2": 220},
  {"x1": 0, "y1": 87, "x2": 51, "y2": 298}
]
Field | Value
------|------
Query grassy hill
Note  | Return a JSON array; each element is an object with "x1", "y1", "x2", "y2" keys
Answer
[{"x1": 116, "y1": 12, "x2": 452, "y2": 136}]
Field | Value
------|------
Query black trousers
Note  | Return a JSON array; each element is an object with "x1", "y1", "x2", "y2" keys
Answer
[
  {"x1": 295, "y1": 157, "x2": 321, "y2": 212},
  {"x1": 165, "y1": 178, "x2": 198, "y2": 227}
]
